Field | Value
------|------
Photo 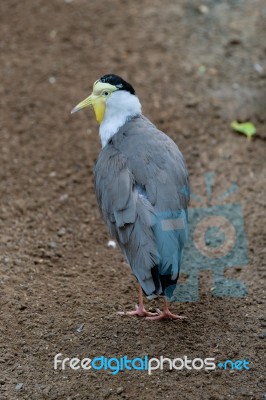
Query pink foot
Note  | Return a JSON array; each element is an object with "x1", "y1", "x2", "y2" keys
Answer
[
  {"x1": 146, "y1": 308, "x2": 187, "y2": 321},
  {"x1": 118, "y1": 304, "x2": 159, "y2": 318}
]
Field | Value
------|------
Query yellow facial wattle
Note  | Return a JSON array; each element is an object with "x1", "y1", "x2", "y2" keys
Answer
[
  {"x1": 71, "y1": 81, "x2": 118, "y2": 124},
  {"x1": 90, "y1": 94, "x2": 106, "y2": 124}
]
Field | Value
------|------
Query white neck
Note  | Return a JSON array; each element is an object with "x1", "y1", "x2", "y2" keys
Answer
[{"x1": 99, "y1": 91, "x2": 142, "y2": 147}]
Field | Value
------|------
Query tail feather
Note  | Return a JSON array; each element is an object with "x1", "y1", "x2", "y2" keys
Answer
[{"x1": 113, "y1": 198, "x2": 188, "y2": 300}]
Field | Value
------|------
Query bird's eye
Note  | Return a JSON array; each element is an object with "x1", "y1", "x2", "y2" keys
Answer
[{"x1": 103, "y1": 91, "x2": 109, "y2": 96}]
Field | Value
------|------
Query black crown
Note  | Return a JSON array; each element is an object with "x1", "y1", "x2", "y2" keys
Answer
[{"x1": 99, "y1": 74, "x2": 135, "y2": 95}]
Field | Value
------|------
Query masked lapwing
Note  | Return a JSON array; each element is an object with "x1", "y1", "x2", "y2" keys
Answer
[{"x1": 72, "y1": 74, "x2": 189, "y2": 320}]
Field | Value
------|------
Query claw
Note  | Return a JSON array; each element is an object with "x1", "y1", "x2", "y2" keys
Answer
[
  {"x1": 118, "y1": 304, "x2": 159, "y2": 318},
  {"x1": 118, "y1": 285, "x2": 159, "y2": 318},
  {"x1": 146, "y1": 308, "x2": 186, "y2": 321},
  {"x1": 117, "y1": 285, "x2": 186, "y2": 321},
  {"x1": 146, "y1": 302, "x2": 187, "y2": 321}
]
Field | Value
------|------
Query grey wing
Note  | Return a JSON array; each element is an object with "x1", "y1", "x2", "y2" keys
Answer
[
  {"x1": 110, "y1": 116, "x2": 190, "y2": 298},
  {"x1": 94, "y1": 146, "x2": 162, "y2": 296},
  {"x1": 112, "y1": 116, "x2": 190, "y2": 212}
]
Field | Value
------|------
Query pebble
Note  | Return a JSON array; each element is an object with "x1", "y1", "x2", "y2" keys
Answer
[
  {"x1": 198, "y1": 5, "x2": 209, "y2": 14},
  {"x1": 76, "y1": 323, "x2": 85, "y2": 334},
  {"x1": 185, "y1": 97, "x2": 198, "y2": 108},
  {"x1": 258, "y1": 332, "x2": 266, "y2": 339},
  {"x1": 57, "y1": 228, "x2": 66, "y2": 237},
  {"x1": 48, "y1": 76, "x2": 56, "y2": 84},
  {"x1": 15, "y1": 383, "x2": 23, "y2": 391},
  {"x1": 254, "y1": 63, "x2": 263, "y2": 74},
  {"x1": 117, "y1": 387, "x2": 124, "y2": 395},
  {"x1": 43, "y1": 386, "x2": 52, "y2": 396},
  {"x1": 107, "y1": 240, "x2": 116, "y2": 249},
  {"x1": 198, "y1": 65, "x2": 206, "y2": 74},
  {"x1": 60, "y1": 193, "x2": 69, "y2": 202},
  {"x1": 48, "y1": 241, "x2": 57, "y2": 249},
  {"x1": 232, "y1": 83, "x2": 239, "y2": 90},
  {"x1": 49, "y1": 30, "x2": 57, "y2": 39}
]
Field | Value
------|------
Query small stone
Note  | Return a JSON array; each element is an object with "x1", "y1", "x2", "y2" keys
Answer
[
  {"x1": 185, "y1": 96, "x2": 198, "y2": 108},
  {"x1": 76, "y1": 323, "x2": 85, "y2": 334},
  {"x1": 43, "y1": 385, "x2": 52, "y2": 396},
  {"x1": 48, "y1": 241, "x2": 57, "y2": 249},
  {"x1": 258, "y1": 332, "x2": 266, "y2": 339},
  {"x1": 49, "y1": 171, "x2": 57, "y2": 178},
  {"x1": 254, "y1": 63, "x2": 263, "y2": 74},
  {"x1": 48, "y1": 76, "x2": 56, "y2": 84},
  {"x1": 107, "y1": 240, "x2": 116, "y2": 249},
  {"x1": 15, "y1": 383, "x2": 23, "y2": 391},
  {"x1": 60, "y1": 193, "x2": 69, "y2": 202},
  {"x1": 117, "y1": 387, "x2": 124, "y2": 395},
  {"x1": 198, "y1": 5, "x2": 209, "y2": 14},
  {"x1": 198, "y1": 65, "x2": 206, "y2": 74},
  {"x1": 50, "y1": 30, "x2": 57, "y2": 39},
  {"x1": 57, "y1": 228, "x2": 66, "y2": 237}
]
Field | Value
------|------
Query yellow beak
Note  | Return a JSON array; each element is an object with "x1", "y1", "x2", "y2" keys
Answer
[{"x1": 71, "y1": 93, "x2": 106, "y2": 124}]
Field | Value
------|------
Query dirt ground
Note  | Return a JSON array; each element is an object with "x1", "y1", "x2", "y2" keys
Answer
[{"x1": 0, "y1": 0, "x2": 266, "y2": 399}]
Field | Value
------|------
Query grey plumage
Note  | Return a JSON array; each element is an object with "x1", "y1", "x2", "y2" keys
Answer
[{"x1": 94, "y1": 115, "x2": 189, "y2": 299}]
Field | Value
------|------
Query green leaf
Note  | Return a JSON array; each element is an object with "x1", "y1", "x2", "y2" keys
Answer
[{"x1": 231, "y1": 121, "x2": 256, "y2": 139}]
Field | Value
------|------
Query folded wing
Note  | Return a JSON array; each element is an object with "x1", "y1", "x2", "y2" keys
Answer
[{"x1": 94, "y1": 115, "x2": 189, "y2": 298}]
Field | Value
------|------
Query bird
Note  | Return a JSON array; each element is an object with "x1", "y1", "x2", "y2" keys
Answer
[{"x1": 71, "y1": 74, "x2": 189, "y2": 320}]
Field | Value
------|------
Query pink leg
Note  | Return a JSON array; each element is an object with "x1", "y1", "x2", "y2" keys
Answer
[
  {"x1": 146, "y1": 299, "x2": 186, "y2": 321},
  {"x1": 118, "y1": 285, "x2": 159, "y2": 318}
]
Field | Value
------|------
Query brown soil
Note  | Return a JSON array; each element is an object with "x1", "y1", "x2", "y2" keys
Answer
[{"x1": 0, "y1": 1, "x2": 265, "y2": 399}]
